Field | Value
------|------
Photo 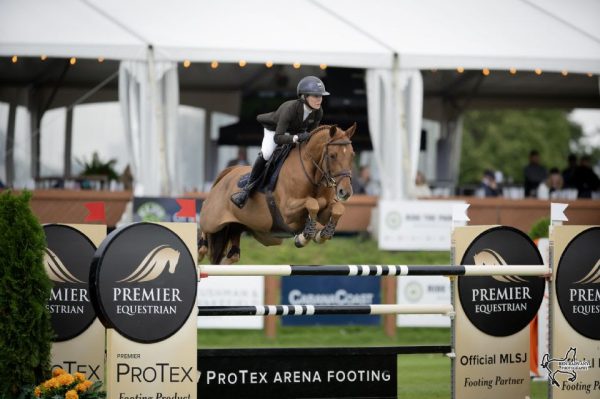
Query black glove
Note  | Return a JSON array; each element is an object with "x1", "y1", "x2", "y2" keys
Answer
[{"x1": 296, "y1": 132, "x2": 311, "y2": 143}]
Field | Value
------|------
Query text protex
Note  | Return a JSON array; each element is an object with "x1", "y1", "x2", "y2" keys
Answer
[
  {"x1": 471, "y1": 286, "x2": 531, "y2": 302},
  {"x1": 113, "y1": 288, "x2": 182, "y2": 302}
]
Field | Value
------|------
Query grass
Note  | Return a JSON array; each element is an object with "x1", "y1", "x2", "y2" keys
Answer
[{"x1": 197, "y1": 235, "x2": 548, "y2": 398}]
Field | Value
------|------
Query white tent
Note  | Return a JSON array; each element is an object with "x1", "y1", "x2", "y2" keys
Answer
[{"x1": 1, "y1": 0, "x2": 599, "y2": 197}]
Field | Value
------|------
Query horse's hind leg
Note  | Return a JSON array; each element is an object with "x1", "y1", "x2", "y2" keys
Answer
[
  {"x1": 294, "y1": 198, "x2": 319, "y2": 248},
  {"x1": 314, "y1": 202, "x2": 345, "y2": 244},
  {"x1": 198, "y1": 232, "x2": 208, "y2": 262},
  {"x1": 221, "y1": 225, "x2": 242, "y2": 264}
]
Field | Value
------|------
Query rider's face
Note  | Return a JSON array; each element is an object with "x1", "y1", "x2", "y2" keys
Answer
[{"x1": 306, "y1": 95, "x2": 322, "y2": 109}]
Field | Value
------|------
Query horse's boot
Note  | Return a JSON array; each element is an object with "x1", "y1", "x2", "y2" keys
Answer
[{"x1": 231, "y1": 154, "x2": 267, "y2": 208}]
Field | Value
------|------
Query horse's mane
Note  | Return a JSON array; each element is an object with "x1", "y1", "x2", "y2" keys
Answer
[
  {"x1": 212, "y1": 166, "x2": 237, "y2": 188},
  {"x1": 309, "y1": 124, "x2": 348, "y2": 142}
]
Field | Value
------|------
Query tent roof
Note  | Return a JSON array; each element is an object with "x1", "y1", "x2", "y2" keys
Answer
[{"x1": 2, "y1": 0, "x2": 599, "y2": 73}]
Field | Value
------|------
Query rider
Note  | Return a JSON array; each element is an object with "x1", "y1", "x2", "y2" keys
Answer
[{"x1": 230, "y1": 76, "x2": 330, "y2": 208}]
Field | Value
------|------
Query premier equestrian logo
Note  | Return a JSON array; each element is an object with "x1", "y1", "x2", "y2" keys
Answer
[
  {"x1": 458, "y1": 227, "x2": 545, "y2": 336},
  {"x1": 90, "y1": 223, "x2": 197, "y2": 343},
  {"x1": 556, "y1": 227, "x2": 600, "y2": 340},
  {"x1": 43, "y1": 225, "x2": 97, "y2": 342}
]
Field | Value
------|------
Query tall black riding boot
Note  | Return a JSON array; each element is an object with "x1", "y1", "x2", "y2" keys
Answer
[{"x1": 231, "y1": 154, "x2": 267, "y2": 208}]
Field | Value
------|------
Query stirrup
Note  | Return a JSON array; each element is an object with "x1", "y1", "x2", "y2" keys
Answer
[{"x1": 230, "y1": 190, "x2": 249, "y2": 209}]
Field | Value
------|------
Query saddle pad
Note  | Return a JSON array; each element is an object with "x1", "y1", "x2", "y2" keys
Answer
[{"x1": 236, "y1": 144, "x2": 293, "y2": 193}]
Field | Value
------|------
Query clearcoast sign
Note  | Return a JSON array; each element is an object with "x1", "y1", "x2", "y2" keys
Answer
[{"x1": 90, "y1": 223, "x2": 197, "y2": 343}]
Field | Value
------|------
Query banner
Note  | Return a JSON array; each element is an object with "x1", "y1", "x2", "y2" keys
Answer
[{"x1": 396, "y1": 276, "x2": 450, "y2": 327}]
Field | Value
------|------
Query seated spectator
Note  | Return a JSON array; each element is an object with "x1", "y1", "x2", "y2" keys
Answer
[
  {"x1": 537, "y1": 167, "x2": 563, "y2": 199},
  {"x1": 410, "y1": 171, "x2": 432, "y2": 198},
  {"x1": 573, "y1": 155, "x2": 600, "y2": 198},
  {"x1": 480, "y1": 169, "x2": 500, "y2": 197},
  {"x1": 354, "y1": 165, "x2": 380, "y2": 196},
  {"x1": 562, "y1": 154, "x2": 578, "y2": 188},
  {"x1": 227, "y1": 147, "x2": 250, "y2": 167},
  {"x1": 524, "y1": 150, "x2": 547, "y2": 197}
]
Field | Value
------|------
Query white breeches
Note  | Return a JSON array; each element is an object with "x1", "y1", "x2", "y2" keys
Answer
[{"x1": 260, "y1": 128, "x2": 277, "y2": 160}]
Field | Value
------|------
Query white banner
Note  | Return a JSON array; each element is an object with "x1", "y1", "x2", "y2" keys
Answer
[
  {"x1": 396, "y1": 276, "x2": 451, "y2": 327},
  {"x1": 197, "y1": 276, "x2": 264, "y2": 329},
  {"x1": 378, "y1": 200, "x2": 465, "y2": 250}
]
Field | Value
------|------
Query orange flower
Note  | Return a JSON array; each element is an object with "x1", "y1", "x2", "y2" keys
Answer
[
  {"x1": 53, "y1": 368, "x2": 66, "y2": 377},
  {"x1": 43, "y1": 378, "x2": 59, "y2": 389},
  {"x1": 83, "y1": 380, "x2": 93, "y2": 388},
  {"x1": 57, "y1": 373, "x2": 75, "y2": 386},
  {"x1": 33, "y1": 387, "x2": 41, "y2": 397},
  {"x1": 74, "y1": 372, "x2": 86, "y2": 382},
  {"x1": 65, "y1": 389, "x2": 79, "y2": 399},
  {"x1": 75, "y1": 382, "x2": 88, "y2": 392}
]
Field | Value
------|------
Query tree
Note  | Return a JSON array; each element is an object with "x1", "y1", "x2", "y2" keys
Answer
[
  {"x1": 459, "y1": 109, "x2": 583, "y2": 185},
  {"x1": 0, "y1": 191, "x2": 53, "y2": 397}
]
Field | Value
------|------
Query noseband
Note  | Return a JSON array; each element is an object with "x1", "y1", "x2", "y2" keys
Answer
[{"x1": 299, "y1": 135, "x2": 353, "y2": 189}]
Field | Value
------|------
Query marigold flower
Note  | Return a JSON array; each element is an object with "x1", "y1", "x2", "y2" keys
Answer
[
  {"x1": 83, "y1": 380, "x2": 93, "y2": 388},
  {"x1": 75, "y1": 372, "x2": 86, "y2": 382},
  {"x1": 57, "y1": 373, "x2": 75, "y2": 386},
  {"x1": 34, "y1": 387, "x2": 41, "y2": 397},
  {"x1": 65, "y1": 389, "x2": 79, "y2": 399},
  {"x1": 75, "y1": 382, "x2": 87, "y2": 392},
  {"x1": 53, "y1": 368, "x2": 66, "y2": 377},
  {"x1": 43, "y1": 378, "x2": 59, "y2": 389}
]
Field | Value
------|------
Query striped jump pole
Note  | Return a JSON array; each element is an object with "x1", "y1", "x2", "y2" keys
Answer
[
  {"x1": 197, "y1": 304, "x2": 455, "y2": 317},
  {"x1": 199, "y1": 264, "x2": 550, "y2": 277}
]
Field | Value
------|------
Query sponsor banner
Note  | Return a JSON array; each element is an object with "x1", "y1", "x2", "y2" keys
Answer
[
  {"x1": 91, "y1": 222, "x2": 197, "y2": 399},
  {"x1": 453, "y1": 226, "x2": 543, "y2": 399},
  {"x1": 133, "y1": 197, "x2": 202, "y2": 223},
  {"x1": 44, "y1": 224, "x2": 106, "y2": 382},
  {"x1": 197, "y1": 348, "x2": 397, "y2": 399},
  {"x1": 378, "y1": 200, "x2": 465, "y2": 251},
  {"x1": 281, "y1": 276, "x2": 380, "y2": 326},
  {"x1": 396, "y1": 276, "x2": 451, "y2": 327},
  {"x1": 197, "y1": 276, "x2": 264, "y2": 329},
  {"x1": 550, "y1": 226, "x2": 600, "y2": 398}
]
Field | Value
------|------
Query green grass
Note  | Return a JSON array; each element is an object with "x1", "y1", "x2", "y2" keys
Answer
[{"x1": 197, "y1": 235, "x2": 548, "y2": 398}]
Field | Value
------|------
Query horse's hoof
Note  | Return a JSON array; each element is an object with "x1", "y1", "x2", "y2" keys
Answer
[
  {"x1": 198, "y1": 246, "x2": 208, "y2": 262},
  {"x1": 313, "y1": 231, "x2": 328, "y2": 244},
  {"x1": 220, "y1": 257, "x2": 234, "y2": 265},
  {"x1": 294, "y1": 234, "x2": 309, "y2": 248}
]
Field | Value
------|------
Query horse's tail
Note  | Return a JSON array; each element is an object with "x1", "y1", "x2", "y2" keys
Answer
[{"x1": 208, "y1": 225, "x2": 230, "y2": 264}]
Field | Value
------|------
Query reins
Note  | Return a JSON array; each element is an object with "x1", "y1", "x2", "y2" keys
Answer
[{"x1": 298, "y1": 130, "x2": 353, "y2": 189}]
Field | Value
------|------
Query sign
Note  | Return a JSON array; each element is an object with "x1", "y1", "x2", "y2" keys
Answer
[
  {"x1": 90, "y1": 222, "x2": 198, "y2": 399},
  {"x1": 378, "y1": 200, "x2": 465, "y2": 250},
  {"x1": 396, "y1": 276, "x2": 451, "y2": 327},
  {"x1": 550, "y1": 226, "x2": 600, "y2": 398},
  {"x1": 134, "y1": 197, "x2": 202, "y2": 223},
  {"x1": 452, "y1": 226, "x2": 543, "y2": 399},
  {"x1": 281, "y1": 276, "x2": 380, "y2": 326},
  {"x1": 44, "y1": 224, "x2": 106, "y2": 381},
  {"x1": 197, "y1": 276, "x2": 264, "y2": 329},
  {"x1": 197, "y1": 347, "x2": 397, "y2": 399}
]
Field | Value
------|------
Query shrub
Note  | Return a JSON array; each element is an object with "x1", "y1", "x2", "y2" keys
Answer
[{"x1": 529, "y1": 217, "x2": 550, "y2": 240}]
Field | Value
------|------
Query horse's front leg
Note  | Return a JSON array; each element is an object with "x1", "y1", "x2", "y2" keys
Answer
[
  {"x1": 293, "y1": 197, "x2": 320, "y2": 248},
  {"x1": 314, "y1": 201, "x2": 345, "y2": 244}
]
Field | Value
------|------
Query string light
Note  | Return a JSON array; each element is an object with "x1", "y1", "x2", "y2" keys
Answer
[
  {"x1": 509, "y1": 67, "x2": 517, "y2": 75},
  {"x1": 456, "y1": 67, "x2": 464, "y2": 73},
  {"x1": 561, "y1": 70, "x2": 568, "y2": 76},
  {"x1": 210, "y1": 61, "x2": 219, "y2": 69},
  {"x1": 40, "y1": 55, "x2": 47, "y2": 61},
  {"x1": 587, "y1": 72, "x2": 594, "y2": 77},
  {"x1": 534, "y1": 68, "x2": 542, "y2": 75},
  {"x1": 482, "y1": 68, "x2": 490, "y2": 76},
  {"x1": 320, "y1": 64, "x2": 327, "y2": 70},
  {"x1": 293, "y1": 62, "x2": 301, "y2": 69},
  {"x1": 238, "y1": 60, "x2": 247, "y2": 67},
  {"x1": 69, "y1": 57, "x2": 77, "y2": 65},
  {"x1": 183, "y1": 60, "x2": 191, "y2": 68},
  {"x1": 431, "y1": 68, "x2": 438, "y2": 73},
  {"x1": 265, "y1": 61, "x2": 273, "y2": 68},
  {"x1": 98, "y1": 57, "x2": 104, "y2": 63},
  {"x1": 11, "y1": 55, "x2": 17, "y2": 63}
]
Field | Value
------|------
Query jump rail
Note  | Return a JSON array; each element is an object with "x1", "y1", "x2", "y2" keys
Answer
[
  {"x1": 197, "y1": 304, "x2": 455, "y2": 317},
  {"x1": 199, "y1": 264, "x2": 550, "y2": 277}
]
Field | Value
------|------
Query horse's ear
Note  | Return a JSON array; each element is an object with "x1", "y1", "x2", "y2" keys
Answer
[
  {"x1": 345, "y1": 122, "x2": 357, "y2": 139},
  {"x1": 329, "y1": 125, "x2": 337, "y2": 138}
]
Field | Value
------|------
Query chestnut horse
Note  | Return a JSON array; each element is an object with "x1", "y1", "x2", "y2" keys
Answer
[{"x1": 198, "y1": 124, "x2": 356, "y2": 264}]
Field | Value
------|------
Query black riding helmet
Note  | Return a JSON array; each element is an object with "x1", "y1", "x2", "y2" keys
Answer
[{"x1": 297, "y1": 76, "x2": 330, "y2": 97}]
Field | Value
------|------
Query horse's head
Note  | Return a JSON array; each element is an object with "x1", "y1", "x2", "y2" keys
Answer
[{"x1": 311, "y1": 124, "x2": 356, "y2": 202}]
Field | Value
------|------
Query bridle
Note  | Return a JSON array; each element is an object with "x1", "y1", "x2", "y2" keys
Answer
[{"x1": 298, "y1": 133, "x2": 353, "y2": 189}]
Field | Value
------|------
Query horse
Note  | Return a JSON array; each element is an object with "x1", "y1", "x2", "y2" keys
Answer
[{"x1": 198, "y1": 124, "x2": 356, "y2": 264}]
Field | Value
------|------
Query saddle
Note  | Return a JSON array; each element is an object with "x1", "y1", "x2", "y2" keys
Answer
[{"x1": 236, "y1": 145, "x2": 295, "y2": 236}]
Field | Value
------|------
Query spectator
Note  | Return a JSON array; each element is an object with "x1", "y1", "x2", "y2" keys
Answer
[
  {"x1": 573, "y1": 155, "x2": 600, "y2": 198},
  {"x1": 0, "y1": 179, "x2": 5, "y2": 189},
  {"x1": 523, "y1": 150, "x2": 547, "y2": 197},
  {"x1": 537, "y1": 167, "x2": 563, "y2": 199},
  {"x1": 480, "y1": 169, "x2": 500, "y2": 197},
  {"x1": 562, "y1": 154, "x2": 578, "y2": 189},
  {"x1": 354, "y1": 165, "x2": 380, "y2": 196},
  {"x1": 410, "y1": 171, "x2": 432, "y2": 198},
  {"x1": 226, "y1": 147, "x2": 250, "y2": 167}
]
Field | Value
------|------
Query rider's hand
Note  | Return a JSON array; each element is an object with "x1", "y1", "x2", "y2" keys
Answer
[{"x1": 294, "y1": 132, "x2": 311, "y2": 143}]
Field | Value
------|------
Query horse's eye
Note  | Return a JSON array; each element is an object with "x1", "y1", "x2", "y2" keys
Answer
[{"x1": 330, "y1": 153, "x2": 337, "y2": 160}]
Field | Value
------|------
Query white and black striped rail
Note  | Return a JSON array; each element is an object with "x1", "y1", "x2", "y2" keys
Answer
[
  {"x1": 199, "y1": 264, "x2": 549, "y2": 277},
  {"x1": 197, "y1": 304, "x2": 455, "y2": 317}
]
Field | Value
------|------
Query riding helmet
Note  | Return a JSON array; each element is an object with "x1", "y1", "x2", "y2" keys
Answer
[{"x1": 297, "y1": 76, "x2": 330, "y2": 97}]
